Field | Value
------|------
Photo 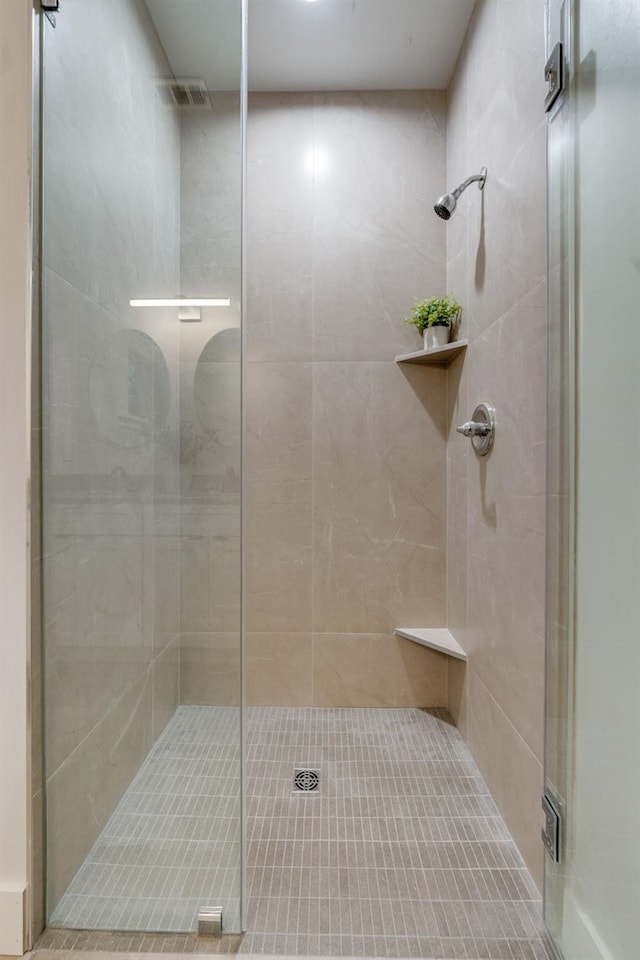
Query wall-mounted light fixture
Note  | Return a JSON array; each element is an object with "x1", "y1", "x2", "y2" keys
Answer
[
  {"x1": 129, "y1": 298, "x2": 230, "y2": 307},
  {"x1": 129, "y1": 297, "x2": 231, "y2": 323}
]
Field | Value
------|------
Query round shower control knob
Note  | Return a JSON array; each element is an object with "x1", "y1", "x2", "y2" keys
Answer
[{"x1": 455, "y1": 403, "x2": 495, "y2": 456}]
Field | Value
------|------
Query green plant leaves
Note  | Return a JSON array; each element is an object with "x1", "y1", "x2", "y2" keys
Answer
[{"x1": 404, "y1": 295, "x2": 462, "y2": 334}]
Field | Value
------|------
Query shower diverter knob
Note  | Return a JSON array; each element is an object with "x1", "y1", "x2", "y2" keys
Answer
[
  {"x1": 455, "y1": 403, "x2": 495, "y2": 456},
  {"x1": 456, "y1": 421, "x2": 489, "y2": 438}
]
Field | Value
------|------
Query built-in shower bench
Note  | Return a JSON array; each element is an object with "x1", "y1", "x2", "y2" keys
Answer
[{"x1": 394, "y1": 627, "x2": 467, "y2": 660}]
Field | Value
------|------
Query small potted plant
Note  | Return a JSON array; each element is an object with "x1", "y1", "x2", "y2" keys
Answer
[{"x1": 405, "y1": 295, "x2": 461, "y2": 350}]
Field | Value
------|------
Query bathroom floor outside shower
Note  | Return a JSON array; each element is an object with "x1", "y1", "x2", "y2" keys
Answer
[{"x1": 40, "y1": 707, "x2": 552, "y2": 959}]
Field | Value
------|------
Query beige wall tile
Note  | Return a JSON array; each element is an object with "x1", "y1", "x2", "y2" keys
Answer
[
  {"x1": 467, "y1": 669, "x2": 544, "y2": 888},
  {"x1": 246, "y1": 633, "x2": 313, "y2": 706},
  {"x1": 313, "y1": 362, "x2": 446, "y2": 634},
  {"x1": 460, "y1": 285, "x2": 547, "y2": 759},
  {"x1": 209, "y1": 535, "x2": 241, "y2": 634},
  {"x1": 180, "y1": 632, "x2": 241, "y2": 706},
  {"x1": 180, "y1": 96, "x2": 242, "y2": 302},
  {"x1": 445, "y1": 0, "x2": 547, "y2": 890},
  {"x1": 245, "y1": 92, "x2": 448, "y2": 705},
  {"x1": 151, "y1": 536, "x2": 180, "y2": 649},
  {"x1": 151, "y1": 637, "x2": 180, "y2": 740},
  {"x1": 446, "y1": 659, "x2": 468, "y2": 738},
  {"x1": 180, "y1": 536, "x2": 209, "y2": 633},
  {"x1": 246, "y1": 362, "x2": 312, "y2": 633},
  {"x1": 44, "y1": 626, "x2": 151, "y2": 776},
  {"x1": 312, "y1": 633, "x2": 447, "y2": 707},
  {"x1": 46, "y1": 672, "x2": 153, "y2": 910},
  {"x1": 311, "y1": 91, "x2": 447, "y2": 362},
  {"x1": 247, "y1": 94, "x2": 314, "y2": 362}
]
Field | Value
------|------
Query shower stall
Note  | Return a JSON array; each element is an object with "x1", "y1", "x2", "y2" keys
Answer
[
  {"x1": 36, "y1": 0, "x2": 640, "y2": 954},
  {"x1": 38, "y1": 0, "x2": 552, "y2": 949}
]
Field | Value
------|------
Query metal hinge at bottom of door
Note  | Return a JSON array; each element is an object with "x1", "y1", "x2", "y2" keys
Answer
[
  {"x1": 40, "y1": 0, "x2": 59, "y2": 27},
  {"x1": 198, "y1": 906, "x2": 223, "y2": 938},
  {"x1": 545, "y1": 41, "x2": 564, "y2": 113},
  {"x1": 542, "y1": 791, "x2": 561, "y2": 862}
]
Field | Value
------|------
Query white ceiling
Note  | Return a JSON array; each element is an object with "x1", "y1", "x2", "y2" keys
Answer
[{"x1": 146, "y1": 0, "x2": 476, "y2": 93}]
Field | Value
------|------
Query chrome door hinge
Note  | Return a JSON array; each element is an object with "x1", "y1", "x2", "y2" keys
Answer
[
  {"x1": 545, "y1": 42, "x2": 564, "y2": 112},
  {"x1": 41, "y1": 0, "x2": 59, "y2": 27},
  {"x1": 541, "y1": 791, "x2": 561, "y2": 862}
]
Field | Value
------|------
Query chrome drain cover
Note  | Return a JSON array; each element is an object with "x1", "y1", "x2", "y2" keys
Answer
[{"x1": 294, "y1": 768, "x2": 320, "y2": 792}]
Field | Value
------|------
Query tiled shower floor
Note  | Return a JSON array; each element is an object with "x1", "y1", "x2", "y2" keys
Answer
[
  {"x1": 49, "y1": 707, "x2": 242, "y2": 933},
  {"x1": 46, "y1": 706, "x2": 552, "y2": 959}
]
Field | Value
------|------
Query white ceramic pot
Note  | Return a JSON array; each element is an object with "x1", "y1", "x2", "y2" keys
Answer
[{"x1": 424, "y1": 325, "x2": 450, "y2": 350}]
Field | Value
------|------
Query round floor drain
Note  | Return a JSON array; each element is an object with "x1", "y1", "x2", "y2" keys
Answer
[{"x1": 294, "y1": 768, "x2": 320, "y2": 792}]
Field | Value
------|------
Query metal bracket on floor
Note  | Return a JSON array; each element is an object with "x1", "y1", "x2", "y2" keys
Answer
[{"x1": 198, "y1": 905, "x2": 223, "y2": 938}]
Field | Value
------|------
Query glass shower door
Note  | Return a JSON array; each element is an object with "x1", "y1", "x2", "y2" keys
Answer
[
  {"x1": 41, "y1": 0, "x2": 245, "y2": 934},
  {"x1": 545, "y1": 1, "x2": 640, "y2": 956}
]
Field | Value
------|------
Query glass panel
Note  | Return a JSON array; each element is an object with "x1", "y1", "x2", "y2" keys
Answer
[
  {"x1": 545, "y1": 1, "x2": 640, "y2": 956},
  {"x1": 41, "y1": 0, "x2": 244, "y2": 934},
  {"x1": 544, "y1": 0, "x2": 575, "y2": 947}
]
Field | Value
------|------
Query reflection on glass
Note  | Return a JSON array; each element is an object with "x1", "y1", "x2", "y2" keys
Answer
[
  {"x1": 89, "y1": 328, "x2": 170, "y2": 447},
  {"x1": 42, "y1": 0, "x2": 244, "y2": 934}
]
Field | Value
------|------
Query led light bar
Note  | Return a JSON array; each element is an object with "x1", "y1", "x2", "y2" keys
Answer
[{"x1": 129, "y1": 298, "x2": 230, "y2": 307}]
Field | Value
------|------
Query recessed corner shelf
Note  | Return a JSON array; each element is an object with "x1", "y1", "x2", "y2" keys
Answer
[
  {"x1": 394, "y1": 339, "x2": 468, "y2": 366},
  {"x1": 395, "y1": 627, "x2": 467, "y2": 661}
]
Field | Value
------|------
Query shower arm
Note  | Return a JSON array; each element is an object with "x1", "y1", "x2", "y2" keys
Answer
[{"x1": 452, "y1": 168, "x2": 487, "y2": 200}]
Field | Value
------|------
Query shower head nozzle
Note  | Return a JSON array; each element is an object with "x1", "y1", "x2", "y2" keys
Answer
[
  {"x1": 434, "y1": 194, "x2": 456, "y2": 220},
  {"x1": 434, "y1": 166, "x2": 487, "y2": 222}
]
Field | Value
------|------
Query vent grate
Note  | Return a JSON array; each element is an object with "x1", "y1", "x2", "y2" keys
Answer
[
  {"x1": 159, "y1": 79, "x2": 211, "y2": 111},
  {"x1": 294, "y1": 768, "x2": 320, "y2": 792}
]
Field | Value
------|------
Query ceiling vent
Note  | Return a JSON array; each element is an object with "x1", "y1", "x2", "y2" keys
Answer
[{"x1": 160, "y1": 79, "x2": 211, "y2": 110}]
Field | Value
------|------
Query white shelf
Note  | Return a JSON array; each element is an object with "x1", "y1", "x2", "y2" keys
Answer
[
  {"x1": 394, "y1": 339, "x2": 468, "y2": 366},
  {"x1": 394, "y1": 627, "x2": 467, "y2": 661}
]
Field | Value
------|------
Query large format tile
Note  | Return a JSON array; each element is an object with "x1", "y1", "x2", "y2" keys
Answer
[
  {"x1": 151, "y1": 637, "x2": 180, "y2": 740},
  {"x1": 445, "y1": 0, "x2": 548, "y2": 886},
  {"x1": 180, "y1": 97, "x2": 242, "y2": 302},
  {"x1": 180, "y1": 633, "x2": 241, "y2": 706},
  {"x1": 467, "y1": 671, "x2": 544, "y2": 889},
  {"x1": 312, "y1": 633, "x2": 447, "y2": 707},
  {"x1": 247, "y1": 94, "x2": 314, "y2": 362},
  {"x1": 46, "y1": 671, "x2": 153, "y2": 910},
  {"x1": 312, "y1": 362, "x2": 446, "y2": 634},
  {"x1": 246, "y1": 362, "x2": 312, "y2": 633},
  {"x1": 311, "y1": 91, "x2": 446, "y2": 362},
  {"x1": 463, "y1": 284, "x2": 547, "y2": 759},
  {"x1": 246, "y1": 633, "x2": 313, "y2": 707}
]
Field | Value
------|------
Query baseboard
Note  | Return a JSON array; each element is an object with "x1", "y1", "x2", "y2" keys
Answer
[{"x1": 0, "y1": 884, "x2": 26, "y2": 955}]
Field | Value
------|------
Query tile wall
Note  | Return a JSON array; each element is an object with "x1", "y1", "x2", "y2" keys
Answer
[
  {"x1": 245, "y1": 92, "x2": 450, "y2": 707},
  {"x1": 178, "y1": 98, "x2": 242, "y2": 708},
  {"x1": 445, "y1": 0, "x2": 548, "y2": 887}
]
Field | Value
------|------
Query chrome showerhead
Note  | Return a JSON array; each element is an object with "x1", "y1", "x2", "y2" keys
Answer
[
  {"x1": 434, "y1": 193, "x2": 457, "y2": 220},
  {"x1": 434, "y1": 166, "x2": 487, "y2": 221}
]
